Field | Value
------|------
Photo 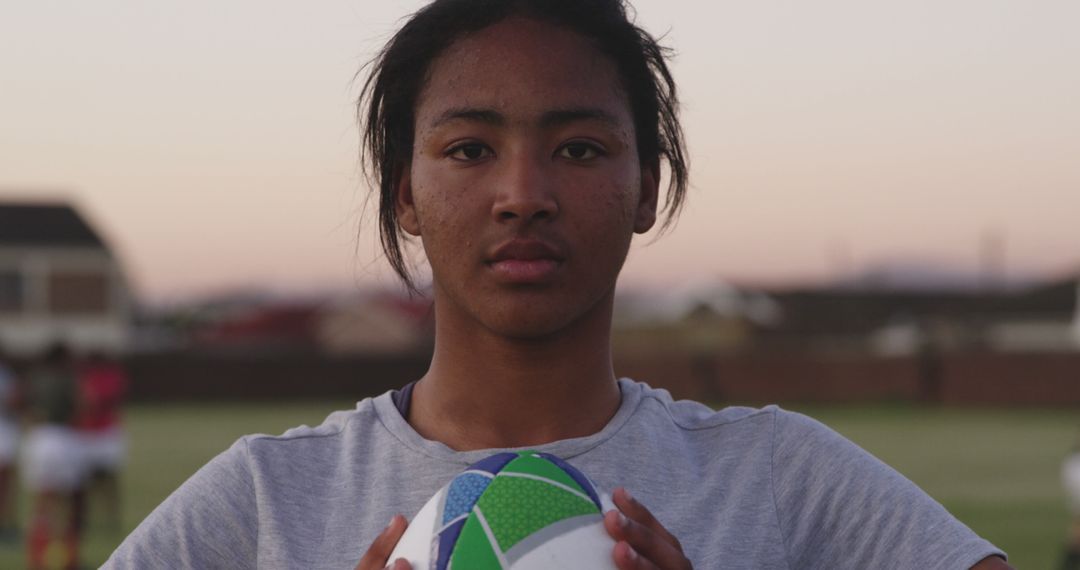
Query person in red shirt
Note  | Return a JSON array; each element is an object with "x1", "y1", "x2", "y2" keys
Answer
[{"x1": 75, "y1": 352, "x2": 128, "y2": 532}]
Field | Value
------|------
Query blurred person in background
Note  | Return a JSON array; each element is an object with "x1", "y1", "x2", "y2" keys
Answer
[
  {"x1": 0, "y1": 346, "x2": 20, "y2": 541},
  {"x1": 75, "y1": 352, "x2": 128, "y2": 533},
  {"x1": 1061, "y1": 435, "x2": 1080, "y2": 570},
  {"x1": 22, "y1": 344, "x2": 85, "y2": 570}
]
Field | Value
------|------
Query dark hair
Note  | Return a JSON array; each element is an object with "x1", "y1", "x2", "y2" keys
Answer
[{"x1": 358, "y1": 0, "x2": 687, "y2": 290}]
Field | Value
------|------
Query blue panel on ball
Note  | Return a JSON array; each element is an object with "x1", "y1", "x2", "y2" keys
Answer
[
  {"x1": 442, "y1": 472, "x2": 492, "y2": 525},
  {"x1": 537, "y1": 452, "x2": 602, "y2": 510},
  {"x1": 435, "y1": 517, "x2": 465, "y2": 570},
  {"x1": 468, "y1": 451, "x2": 518, "y2": 476}
]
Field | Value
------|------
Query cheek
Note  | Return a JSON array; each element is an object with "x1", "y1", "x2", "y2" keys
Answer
[
  {"x1": 410, "y1": 166, "x2": 470, "y2": 232},
  {"x1": 572, "y1": 172, "x2": 640, "y2": 236},
  {"x1": 409, "y1": 167, "x2": 487, "y2": 273}
]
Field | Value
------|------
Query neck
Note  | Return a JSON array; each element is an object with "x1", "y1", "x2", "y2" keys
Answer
[{"x1": 408, "y1": 288, "x2": 621, "y2": 451}]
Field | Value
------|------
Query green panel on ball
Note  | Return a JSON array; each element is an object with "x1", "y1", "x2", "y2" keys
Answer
[
  {"x1": 476, "y1": 475, "x2": 598, "y2": 552},
  {"x1": 501, "y1": 454, "x2": 588, "y2": 494},
  {"x1": 450, "y1": 512, "x2": 502, "y2": 570}
]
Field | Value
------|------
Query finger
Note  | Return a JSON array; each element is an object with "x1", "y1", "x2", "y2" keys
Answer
[
  {"x1": 613, "y1": 487, "x2": 684, "y2": 555},
  {"x1": 354, "y1": 515, "x2": 408, "y2": 570},
  {"x1": 605, "y1": 509, "x2": 675, "y2": 568},
  {"x1": 612, "y1": 539, "x2": 659, "y2": 570},
  {"x1": 605, "y1": 489, "x2": 691, "y2": 570}
]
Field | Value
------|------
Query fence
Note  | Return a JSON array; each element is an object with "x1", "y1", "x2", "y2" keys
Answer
[{"x1": 122, "y1": 349, "x2": 1080, "y2": 406}]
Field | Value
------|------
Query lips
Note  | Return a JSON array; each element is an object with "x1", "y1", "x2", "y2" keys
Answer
[{"x1": 487, "y1": 239, "x2": 565, "y2": 284}]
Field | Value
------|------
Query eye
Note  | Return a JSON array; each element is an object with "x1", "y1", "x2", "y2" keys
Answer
[
  {"x1": 557, "y1": 142, "x2": 603, "y2": 161},
  {"x1": 446, "y1": 143, "x2": 493, "y2": 162}
]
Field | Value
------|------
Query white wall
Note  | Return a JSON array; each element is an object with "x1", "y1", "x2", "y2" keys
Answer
[{"x1": 0, "y1": 246, "x2": 134, "y2": 356}]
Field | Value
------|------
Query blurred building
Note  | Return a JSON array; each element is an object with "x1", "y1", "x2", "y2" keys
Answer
[
  {"x1": 612, "y1": 281, "x2": 780, "y2": 355},
  {"x1": 317, "y1": 292, "x2": 433, "y2": 355},
  {"x1": 764, "y1": 273, "x2": 1080, "y2": 354},
  {"x1": 983, "y1": 275, "x2": 1080, "y2": 352},
  {"x1": 177, "y1": 290, "x2": 433, "y2": 355},
  {"x1": 0, "y1": 200, "x2": 134, "y2": 356}
]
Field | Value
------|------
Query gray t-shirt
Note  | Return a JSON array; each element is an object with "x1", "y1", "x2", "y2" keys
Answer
[{"x1": 105, "y1": 379, "x2": 1003, "y2": 569}]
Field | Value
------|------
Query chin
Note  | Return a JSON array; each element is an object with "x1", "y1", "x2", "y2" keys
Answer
[
  {"x1": 433, "y1": 275, "x2": 616, "y2": 341},
  {"x1": 478, "y1": 289, "x2": 613, "y2": 341},
  {"x1": 482, "y1": 307, "x2": 579, "y2": 340}
]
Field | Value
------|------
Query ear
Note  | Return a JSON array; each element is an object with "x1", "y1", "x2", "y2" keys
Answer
[
  {"x1": 395, "y1": 163, "x2": 421, "y2": 236},
  {"x1": 634, "y1": 158, "x2": 660, "y2": 234}
]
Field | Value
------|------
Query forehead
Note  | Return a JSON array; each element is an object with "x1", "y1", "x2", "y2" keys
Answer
[{"x1": 415, "y1": 17, "x2": 631, "y2": 126}]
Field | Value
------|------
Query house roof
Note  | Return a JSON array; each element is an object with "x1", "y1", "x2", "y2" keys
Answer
[{"x1": 0, "y1": 202, "x2": 105, "y2": 247}]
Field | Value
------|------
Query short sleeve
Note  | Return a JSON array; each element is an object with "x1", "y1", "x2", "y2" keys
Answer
[
  {"x1": 770, "y1": 409, "x2": 1004, "y2": 570},
  {"x1": 103, "y1": 438, "x2": 259, "y2": 569}
]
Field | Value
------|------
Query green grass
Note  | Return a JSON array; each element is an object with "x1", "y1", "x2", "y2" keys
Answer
[{"x1": 0, "y1": 402, "x2": 1071, "y2": 568}]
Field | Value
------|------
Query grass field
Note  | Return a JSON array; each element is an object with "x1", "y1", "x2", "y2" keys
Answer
[{"x1": 0, "y1": 401, "x2": 1072, "y2": 569}]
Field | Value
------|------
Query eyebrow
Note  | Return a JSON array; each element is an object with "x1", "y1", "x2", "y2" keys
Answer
[{"x1": 430, "y1": 107, "x2": 621, "y2": 129}]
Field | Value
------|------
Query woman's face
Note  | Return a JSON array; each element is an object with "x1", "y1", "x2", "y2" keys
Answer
[{"x1": 398, "y1": 17, "x2": 658, "y2": 339}]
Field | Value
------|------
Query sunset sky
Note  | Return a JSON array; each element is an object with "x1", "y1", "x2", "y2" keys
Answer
[{"x1": 2, "y1": 0, "x2": 1078, "y2": 302}]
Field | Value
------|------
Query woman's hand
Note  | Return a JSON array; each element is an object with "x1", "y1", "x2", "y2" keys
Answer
[
  {"x1": 604, "y1": 487, "x2": 693, "y2": 570},
  {"x1": 353, "y1": 515, "x2": 411, "y2": 570}
]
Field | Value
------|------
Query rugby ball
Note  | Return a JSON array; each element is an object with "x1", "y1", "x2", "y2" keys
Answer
[{"x1": 389, "y1": 451, "x2": 617, "y2": 570}]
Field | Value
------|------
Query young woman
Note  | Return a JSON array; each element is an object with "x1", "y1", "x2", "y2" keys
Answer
[{"x1": 107, "y1": 1, "x2": 1011, "y2": 568}]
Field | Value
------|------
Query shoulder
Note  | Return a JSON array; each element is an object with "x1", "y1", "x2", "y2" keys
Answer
[
  {"x1": 761, "y1": 409, "x2": 1006, "y2": 569},
  {"x1": 622, "y1": 378, "x2": 778, "y2": 431},
  {"x1": 622, "y1": 384, "x2": 888, "y2": 474},
  {"x1": 609, "y1": 380, "x2": 792, "y2": 474},
  {"x1": 246, "y1": 399, "x2": 376, "y2": 444},
  {"x1": 238, "y1": 396, "x2": 390, "y2": 472},
  {"x1": 105, "y1": 395, "x2": 392, "y2": 569},
  {"x1": 625, "y1": 382, "x2": 865, "y2": 470},
  {"x1": 614, "y1": 383, "x2": 1006, "y2": 568},
  {"x1": 105, "y1": 436, "x2": 260, "y2": 568}
]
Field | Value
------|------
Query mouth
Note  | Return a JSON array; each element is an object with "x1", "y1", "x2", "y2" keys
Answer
[{"x1": 486, "y1": 239, "x2": 565, "y2": 284}]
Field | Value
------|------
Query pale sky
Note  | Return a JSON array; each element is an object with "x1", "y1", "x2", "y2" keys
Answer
[{"x1": 2, "y1": 0, "x2": 1078, "y2": 302}]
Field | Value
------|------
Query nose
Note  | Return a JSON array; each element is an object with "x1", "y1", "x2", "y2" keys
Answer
[{"x1": 491, "y1": 151, "x2": 559, "y2": 224}]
